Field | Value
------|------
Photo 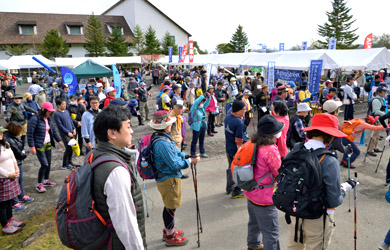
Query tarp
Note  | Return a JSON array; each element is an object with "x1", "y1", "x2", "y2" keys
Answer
[
  {"x1": 72, "y1": 59, "x2": 113, "y2": 78},
  {"x1": 8, "y1": 55, "x2": 56, "y2": 69},
  {"x1": 0, "y1": 60, "x2": 20, "y2": 70},
  {"x1": 55, "y1": 56, "x2": 142, "y2": 68}
]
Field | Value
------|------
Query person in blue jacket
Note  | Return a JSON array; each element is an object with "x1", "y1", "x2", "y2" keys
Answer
[
  {"x1": 23, "y1": 93, "x2": 39, "y2": 121},
  {"x1": 379, "y1": 186, "x2": 390, "y2": 250},
  {"x1": 189, "y1": 94, "x2": 210, "y2": 158}
]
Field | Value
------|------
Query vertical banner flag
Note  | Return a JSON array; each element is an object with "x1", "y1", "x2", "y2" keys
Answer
[
  {"x1": 168, "y1": 46, "x2": 173, "y2": 63},
  {"x1": 61, "y1": 67, "x2": 78, "y2": 96},
  {"x1": 244, "y1": 45, "x2": 249, "y2": 53},
  {"x1": 112, "y1": 65, "x2": 121, "y2": 98},
  {"x1": 267, "y1": 61, "x2": 275, "y2": 92},
  {"x1": 328, "y1": 38, "x2": 337, "y2": 50},
  {"x1": 364, "y1": 33, "x2": 373, "y2": 49},
  {"x1": 308, "y1": 60, "x2": 323, "y2": 102},
  {"x1": 279, "y1": 43, "x2": 285, "y2": 51},
  {"x1": 180, "y1": 45, "x2": 188, "y2": 63},
  {"x1": 178, "y1": 46, "x2": 183, "y2": 63},
  {"x1": 189, "y1": 40, "x2": 194, "y2": 63},
  {"x1": 302, "y1": 41, "x2": 308, "y2": 51},
  {"x1": 206, "y1": 63, "x2": 212, "y2": 87},
  {"x1": 261, "y1": 45, "x2": 267, "y2": 53}
]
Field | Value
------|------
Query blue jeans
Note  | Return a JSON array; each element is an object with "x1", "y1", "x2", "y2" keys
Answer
[
  {"x1": 385, "y1": 229, "x2": 390, "y2": 245},
  {"x1": 386, "y1": 159, "x2": 390, "y2": 184},
  {"x1": 344, "y1": 104, "x2": 354, "y2": 121},
  {"x1": 191, "y1": 126, "x2": 206, "y2": 156},
  {"x1": 342, "y1": 138, "x2": 360, "y2": 164}
]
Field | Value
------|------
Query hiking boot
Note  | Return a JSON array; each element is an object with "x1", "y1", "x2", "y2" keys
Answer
[
  {"x1": 340, "y1": 160, "x2": 356, "y2": 169},
  {"x1": 200, "y1": 153, "x2": 208, "y2": 158},
  {"x1": 19, "y1": 195, "x2": 34, "y2": 203},
  {"x1": 165, "y1": 232, "x2": 188, "y2": 247},
  {"x1": 162, "y1": 228, "x2": 184, "y2": 241},
  {"x1": 374, "y1": 148, "x2": 383, "y2": 153},
  {"x1": 62, "y1": 165, "x2": 73, "y2": 170},
  {"x1": 36, "y1": 183, "x2": 46, "y2": 193},
  {"x1": 231, "y1": 190, "x2": 244, "y2": 199},
  {"x1": 43, "y1": 180, "x2": 56, "y2": 186},
  {"x1": 379, "y1": 242, "x2": 390, "y2": 250},
  {"x1": 9, "y1": 217, "x2": 25, "y2": 228},
  {"x1": 139, "y1": 123, "x2": 145, "y2": 126},
  {"x1": 2, "y1": 222, "x2": 22, "y2": 235},
  {"x1": 367, "y1": 152, "x2": 377, "y2": 157},
  {"x1": 212, "y1": 130, "x2": 218, "y2": 134},
  {"x1": 248, "y1": 243, "x2": 264, "y2": 250},
  {"x1": 207, "y1": 132, "x2": 214, "y2": 136},
  {"x1": 12, "y1": 203, "x2": 26, "y2": 211}
]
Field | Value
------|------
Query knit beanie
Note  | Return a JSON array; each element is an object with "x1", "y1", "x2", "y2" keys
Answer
[{"x1": 232, "y1": 100, "x2": 246, "y2": 112}]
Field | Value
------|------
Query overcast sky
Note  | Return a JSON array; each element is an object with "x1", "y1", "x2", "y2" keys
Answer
[{"x1": 1, "y1": 0, "x2": 389, "y2": 52}]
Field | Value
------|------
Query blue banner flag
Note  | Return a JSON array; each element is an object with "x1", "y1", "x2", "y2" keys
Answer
[
  {"x1": 279, "y1": 43, "x2": 285, "y2": 51},
  {"x1": 261, "y1": 45, "x2": 267, "y2": 53},
  {"x1": 267, "y1": 61, "x2": 275, "y2": 91},
  {"x1": 308, "y1": 60, "x2": 323, "y2": 102},
  {"x1": 112, "y1": 65, "x2": 121, "y2": 98},
  {"x1": 328, "y1": 38, "x2": 337, "y2": 50},
  {"x1": 61, "y1": 67, "x2": 78, "y2": 96},
  {"x1": 178, "y1": 46, "x2": 183, "y2": 63},
  {"x1": 168, "y1": 46, "x2": 173, "y2": 63},
  {"x1": 206, "y1": 63, "x2": 212, "y2": 87},
  {"x1": 275, "y1": 69, "x2": 302, "y2": 82},
  {"x1": 302, "y1": 41, "x2": 308, "y2": 51}
]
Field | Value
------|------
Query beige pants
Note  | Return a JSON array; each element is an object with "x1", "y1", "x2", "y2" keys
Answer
[
  {"x1": 287, "y1": 214, "x2": 335, "y2": 250},
  {"x1": 216, "y1": 101, "x2": 226, "y2": 125},
  {"x1": 367, "y1": 130, "x2": 380, "y2": 153},
  {"x1": 139, "y1": 101, "x2": 149, "y2": 120}
]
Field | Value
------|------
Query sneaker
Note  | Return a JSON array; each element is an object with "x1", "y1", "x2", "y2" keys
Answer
[
  {"x1": 165, "y1": 232, "x2": 188, "y2": 247},
  {"x1": 200, "y1": 153, "x2": 208, "y2": 158},
  {"x1": 340, "y1": 160, "x2": 356, "y2": 169},
  {"x1": 212, "y1": 130, "x2": 218, "y2": 134},
  {"x1": 181, "y1": 174, "x2": 189, "y2": 179},
  {"x1": 2, "y1": 222, "x2": 22, "y2": 235},
  {"x1": 207, "y1": 132, "x2": 214, "y2": 136},
  {"x1": 19, "y1": 195, "x2": 34, "y2": 203},
  {"x1": 162, "y1": 228, "x2": 184, "y2": 241},
  {"x1": 62, "y1": 165, "x2": 73, "y2": 170},
  {"x1": 12, "y1": 203, "x2": 26, "y2": 211},
  {"x1": 379, "y1": 242, "x2": 390, "y2": 250},
  {"x1": 36, "y1": 183, "x2": 46, "y2": 193},
  {"x1": 374, "y1": 148, "x2": 383, "y2": 153},
  {"x1": 248, "y1": 243, "x2": 264, "y2": 250},
  {"x1": 9, "y1": 217, "x2": 25, "y2": 228},
  {"x1": 43, "y1": 180, "x2": 56, "y2": 186},
  {"x1": 231, "y1": 190, "x2": 245, "y2": 199},
  {"x1": 367, "y1": 152, "x2": 377, "y2": 157},
  {"x1": 139, "y1": 123, "x2": 145, "y2": 126}
]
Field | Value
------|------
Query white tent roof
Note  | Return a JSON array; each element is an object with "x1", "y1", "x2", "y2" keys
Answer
[
  {"x1": 55, "y1": 56, "x2": 142, "y2": 68},
  {"x1": 271, "y1": 50, "x2": 340, "y2": 70},
  {"x1": 0, "y1": 60, "x2": 20, "y2": 70},
  {"x1": 8, "y1": 55, "x2": 56, "y2": 69}
]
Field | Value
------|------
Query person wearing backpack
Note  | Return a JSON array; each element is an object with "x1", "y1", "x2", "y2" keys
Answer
[
  {"x1": 160, "y1": 85, "x2": 172, "y2": 111},
  {"x1": 92, "y1": 105, "x2": 146, "y2": 249},
  {"x1": 150, "y1": 110, "x2": 200, "y2": 247},
  {"x1": 379, "y1": 186, "x2": 390, "y2": 250},
  {"x1": 190, "y1": 94, "x2": 210, "y2": 158},
  {"x1": 81, "y1": 96, "x2": 100, "y2": 154},
  {"x1": 286, "y1": 103, "x2": 311, "y2": 150},
  {"x1": 245, "y1": 115, "x2": 284, "y2": 250},
  {"x1": 283, "y1": 113, "x2": 357, "y2": 250}
]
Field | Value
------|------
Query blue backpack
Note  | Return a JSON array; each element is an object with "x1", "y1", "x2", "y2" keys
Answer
[{"x1": 188, "y1": 109, "x2": 195, "y2": 125}]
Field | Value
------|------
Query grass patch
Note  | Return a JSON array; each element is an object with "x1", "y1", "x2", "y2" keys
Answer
[{"x1": 0, "y1": 207, "x2": 65, "y2": 249}]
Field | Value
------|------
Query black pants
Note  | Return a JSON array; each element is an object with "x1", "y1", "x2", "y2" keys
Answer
[
  {"x1": 344, "y1": 104, "x2": 354, "y2": 121},
  {"x1": 207, "y1": 114, "x2": 215, "y2": 134},
  {"x1": 153, "y1": 76, "x2": 159, "y2": 85},
  {"x1": 163, "y1": 207, "x2": 176, "y2": 230},
  {"x1": 0, "y1": 200, "x2": 13, "y2": 227},
  {"x1": 36, "y1": 144, "x2": 52, "y2": 183},
  {"x1": 61, "y1": 136, "x2": 73, "y2": 167},
  {"x1": 76, "y1": 127, "x2": 83, "y2": 154},
  {"x1": 226, "y1": 153, "x2": 241, "y2": 193}
]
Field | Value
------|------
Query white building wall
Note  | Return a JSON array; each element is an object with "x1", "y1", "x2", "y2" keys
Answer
[
  {"x1": 0, "y1": 51, "x2": 8, "y2": 60},
  {"x1": 104, "y1": 0, "x2": 136, "y2": 32},
  {"x1": 68, "y1": 44, "x2": 87, "y2": 57}
]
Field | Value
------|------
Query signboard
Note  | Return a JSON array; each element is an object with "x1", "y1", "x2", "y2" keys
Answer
[
  {"x1": 206, "y1": 63, "x2": 212, "y2": 87},
  {"x1": 168, "y1": 46, "x2": 173, "y2": 63},
  {"x1": 178, "y1": 46, "x2": 183, "y2": 63},
  {"x1": 267, "y1": 61, "x2": 275, "y2": 91},
  {"x1": 112, "y1": 65, "x2": 121, "y2": 98},
  {"x1": 189, "y1": 40, "x2": 194, "y2": 63},
  {"x1": 308, "y1": 60, "x2": 323, "y2": 102},
  {"x1": 275, "y1": 69, "x2": 302, "y2": 82},
  {"x1": 180, "y1": 45, "x2": 188, "y2": 62},
  {"x1": 364, "y1": 33, "x2": 373, "y2": 49}
]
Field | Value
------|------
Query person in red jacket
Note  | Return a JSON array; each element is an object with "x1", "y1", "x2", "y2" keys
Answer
[{"x1": 103, "y1": 87, "x2": 117, "y2": 107}]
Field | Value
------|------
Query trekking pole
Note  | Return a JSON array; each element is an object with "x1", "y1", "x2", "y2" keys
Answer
[
  {"x1": 354, "y1": 172, "x2": 358, "y2": 250},
  {"x1": 363, "y1": 134, "x2": 374, "y2": 162},
  {"x1": 143, "y1": 180, "x2": 149, "y2": 217},
  {"x1": 375, "y1": 134, "x2": 390, "y2": 173},
  {"x1": 190, "y1": 161, "x2": 202, "y2": 247},
  {"x1": 347, "y1": 144, "x2": 352, "y2": 213}
]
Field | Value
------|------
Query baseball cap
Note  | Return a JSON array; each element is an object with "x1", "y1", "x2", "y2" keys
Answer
[
  {"x1": 297, "y1": 103, "x2": 312, "y2": 112},
  {"x1": 96, "y1": 83, "x2": 103, "y2": 88},
  {"x1": 323, "y1": 100, "x2": 343, "y2": 113},
  {"x1": 107, "y1": 87, "x2": 117, "y2": 93},
  {"x1": 41, "y1": 102, "x2": 56, "y2": 112},
  {"x1": 377, "y1": 86, "x2": 387, "y2": 93},
  {"x1": 175, "y1": 99, "x2": 184, "y2": 107},
  {"x1": 110, "y1": 99, "x2": 127, "y2": 106}
]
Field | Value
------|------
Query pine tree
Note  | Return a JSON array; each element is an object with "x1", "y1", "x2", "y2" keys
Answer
[
  {"x1": 5, "y1": 44, "x2": 30, "y2": 56},
  {"x1": 41, "y1": 29, "x2": 69, "y2": 59},
  {"x1": 142, "y1": 25, "x2": 161, "y2": 55},
  {"x1": 228, "y1": 25, "x2": 249, "y2": 53},
  {"x1": 106, "y1": 25, "x2": 131, "y2": 56},
  {"x1": 132, "y1": 24, "x2": 145, "y2": 55},
  {"x1": 317, "y1": 0, "x2": 359, "y2": 49},
  {"x1": 161, "y1": 31, "x2": 178, "y2": 55},
  {"x1": 84, "y1": 15, "x2": 106, "y2": 56}
]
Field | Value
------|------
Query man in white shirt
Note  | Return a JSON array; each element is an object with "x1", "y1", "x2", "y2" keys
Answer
[{"x1": 92, "y1": 105, "x2": 146, "y2": 249}]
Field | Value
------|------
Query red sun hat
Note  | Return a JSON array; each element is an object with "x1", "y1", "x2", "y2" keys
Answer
[
  {"x1": 302, "y1": 113, "x2": 347, "y2": 138},
  {"x1": 367, "y1": 115, "x2": 379, "y2": 124}
]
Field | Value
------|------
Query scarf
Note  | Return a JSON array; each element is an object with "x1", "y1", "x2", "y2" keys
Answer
[{"x1": 172, "y1": 110, "x2": 183, "y2": 130}]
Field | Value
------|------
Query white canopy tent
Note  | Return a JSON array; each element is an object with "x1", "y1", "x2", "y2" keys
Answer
[
  {"x1": 272, "y1": 50, "x2": 340, "y2": 70},
  {"x1": 55, "y1": 56, "x2": 142, "y2": 68},
  {"x1": 8, "y1": 55, "x2": 56, "y2": 69},
  {"x1": 0, "y1": 60, "x2": 20, "y2": 70}
]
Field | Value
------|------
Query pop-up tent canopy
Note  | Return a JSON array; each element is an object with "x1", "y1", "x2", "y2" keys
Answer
[
  {"x1": 272, "y1": 50, "x2": 340, "y2": 70},
  {"x1": 56, "y1": 56, "x2": 142, "y2": 68},
  {"x1": 72, "y1": 59, "x2": 113, "y2": 78},
  {"x1": 0, "y1": 60, "x2": 20, "y2": 70},
  {"x1": 8, "y1": 55, "x2": 56, "y2": 69}
]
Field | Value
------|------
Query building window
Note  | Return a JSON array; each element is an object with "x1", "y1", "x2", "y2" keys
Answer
[
  {"x1": 170, "y1": 36, "x2": 175, "y2": 43},
  {"x1": 19, "y1": 25, "x2": 37, "y2": 35},
  {"x1": 64, "y1": 22, "x2": 84, "y2": 35},
  {"x1": 106, "y1": 24, "x2": 124, "y2": 35}
]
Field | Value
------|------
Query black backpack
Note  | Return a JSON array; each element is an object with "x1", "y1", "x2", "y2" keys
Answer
[
  {"x1": 286, "y1": 115, "x2": 300, "y2": 149},
  {"x1": 364, "y1": 81, "x2": 372, "y2": 93},
  {"x1": 273, "y1": 143, "x2": 336, "y2": 219}
]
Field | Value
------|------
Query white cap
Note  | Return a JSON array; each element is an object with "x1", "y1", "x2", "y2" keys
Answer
[
  {"x1": 323, "y1": 100, "x2": 343, "y2": 113},
  {"x1": 96, "y1": 83, "x2": 103, "y2": 88},
  {"x1": 175, "y1": 99, "x2": 184, "y2": 107},
  {"x1": 107, "y1": 86, "x2": 117, "y2": 93},
  {"x1": 297, "y1": 103, "x2": 312, "y2": 112}
]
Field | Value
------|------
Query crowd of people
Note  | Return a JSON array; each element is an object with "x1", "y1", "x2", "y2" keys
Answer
[{"x1": 0, "y1": 65, "x2": 389, "y2": 250}]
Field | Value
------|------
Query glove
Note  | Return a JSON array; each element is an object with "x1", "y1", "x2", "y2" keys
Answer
[{"x1": 341, "y1": 179, "x2": 357, "y2": 192}]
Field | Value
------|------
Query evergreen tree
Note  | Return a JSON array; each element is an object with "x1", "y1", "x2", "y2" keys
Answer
[
  {"x1": 84, "y1": 15, "x2": 106, "y2": 56},
  {"x1": 317, "y1": 0, "x2": 359, "y2": 49},
  {"x1": 41, "y1": 29, "x2": 69, "y2": 59},
  {"x1": 132, "y1": 24, "x2": 144, "y2": 55},
  {"x1": 5, "y1": 44, "x2": 30, "y2": 56},
  {"x1": 216, "y1": 43, "x2": 233, "y2": 54},
  {"x1": 142, "y1": 25, "x2": 161, "y2": 54},
  {"x1": 372, "y1": 33, "x2": 390, "y2": 49},
  {"x1": 161, "y1": 31, "x2": 178, "y2": 55},
  {"x1": 194, "y1": 41, "x2": 207, "y2": 54},
  {"x1": 106, "y1": 25, "x2": 131, "y2": 56},
  {"x1": 228, "y1": 25, "x2": 249, "y2": 53}
]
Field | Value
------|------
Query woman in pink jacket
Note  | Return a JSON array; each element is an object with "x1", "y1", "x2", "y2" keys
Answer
[
  {"x1": 271, "y1": 101, "x2": 290, "y2": 158},
  {"x1": 245, "y1": 115, "x2": 283, "y2": 250},
  {"x1": 205, "y1": 85, "x2": 218, "y2": 136}
]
